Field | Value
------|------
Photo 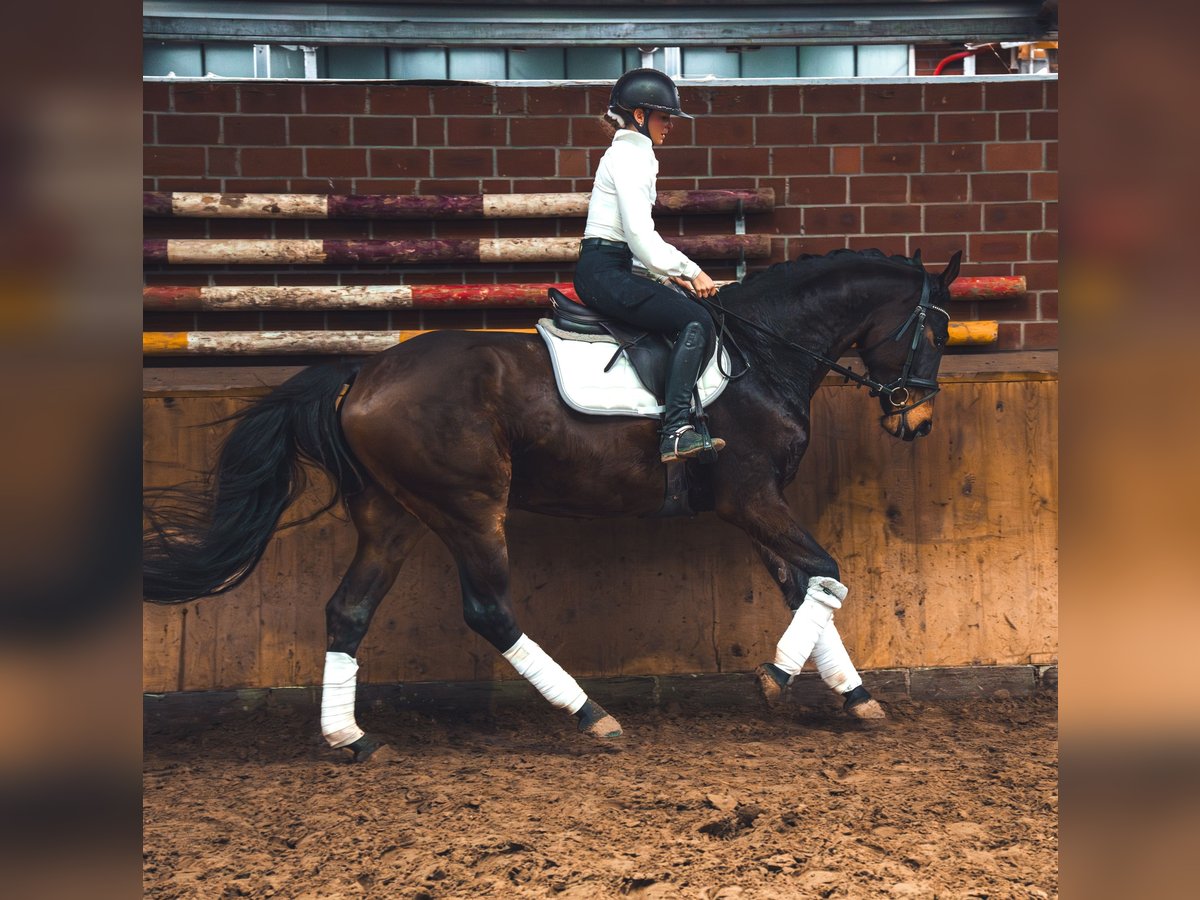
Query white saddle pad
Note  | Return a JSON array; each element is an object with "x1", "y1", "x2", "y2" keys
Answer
[{"x1": 535, "y1": 318, "x2": 731, "y2": 418}]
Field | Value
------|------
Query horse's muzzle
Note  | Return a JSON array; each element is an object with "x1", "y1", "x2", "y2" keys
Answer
[{"x1": 880, "y1": 391, "x2": 935, "y2": 440}]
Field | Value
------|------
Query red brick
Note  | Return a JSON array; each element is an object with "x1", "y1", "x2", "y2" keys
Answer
[
  {"x1": 764, "y1": 206, "x2": 803, "y2": 233},
  {"x1": 712, "y1": 147, "x2": 769, "y2": 176},
  {"x1": 370, "y1": 86, "x2": 431, "y2": 115},
  {"x1": 434, "y1": 146, "x2": 494, "y2": 176},
  {"x1": 971, "y1": 173, "x2": 1029, "y2": 202},
  {"x1": 222, "y1": 178, "x2": 292, "y2": 192},
  {"x1": 864, "y1": 84, "x2": 923, "y2": 112},
  {"x1": 657, "y1": 147, "x2": 709, "y2": 174},
  {"x1": 789, "y1": 236, "x2": 850, "y2": 258},
  {"x1": 969, "y1": 232, "x2": 1028, "y2": 262},
  {"x1": 1014, "y1": 262, "x2": 1058, "y2": 290},
  {"x1": 816, "y1": 115, "x2": 874, "y2": 144},
  {"x1": 289, "y1": 116, "x2": 351, "y2": 146},
  {"x1": 558, "y1": 149, "x2": 589, "y2": 177},
  {"x1": 1045, "y1": 80, "x2": 1058, "y2": 110},
  {"x1": 755, "y1": 115, "x2": 814, "y2": 146},
  {"x1": 495, "y1": 87, "x2": 527, "y2": 115},
  {"x1": 1029, "y1": 111, "x2": 1058, "y2": 140},
  {"x1": 877, "y1": 114, "x2": 936, "y2": 143},
  {"x1": 803, "y1": 84, "x2": 862, "y2": 114},
  {"x1": 925, "y1": 83, "x2": 983, "y2": 111},
  {"x1": 774, "y1": 147, "x2": 830, "y2": 175},
  {"x1": 239, "y1": 84, "x2": 303, "y2": 114},
  {"x1": 864, "y1": 205, "x2": 921, "y2": 233},
  {"x1": 305, "y1": 85, "x2": 367, "y2": 115},
  {"x1": 448, "y1": 118, "x2": 508, "y2": 146},
  {"x1": 156, "y1": 114, "x2": 219, "y2": 145},
  {"x1": 1030, "y1": 230, "x2": 1059, "y2": 260},
  {"x1": 417, "y1": 118, "x2": 447, "y2": 146},
  {"x1": 849, "y1": 176, "x2": 906, "y2": 204},
  {"x1": 1039, "y1": 292, "x2": 1058, "y2": 319},
  {"x1": 998, "y1": 112, "x2": 1028, "y2": 141},
  {"x1": 369, "y1": 148, "x2": 430, "y2": 178},
  {"x1": 572, "y1": 117, "x2": 612, "y2": 147},
  {"x1": 223, "y1": 116, "x2": 287, "y2": 146},
  {"x1": 926, "y1": 204, "x2": 981, "y2": 232},
  {"x1": 848, "y1": 235, "x2": 908, "y2": 256},
  {"x1": 1044, "y1": 201, "x2": 1058, "y2": 230},
  {"x1": 833, "y1": 146, "x2": 861, "y2": 174},
  {"x1": 789, "y1": 176, "x2": 848, "y2": 205},
  {"x1": 239, "y1": 147, "x2": 303, "y2": 177},
  {"x1": 207, "y1": 147, "x2": 238, "y2": 176},
  {"x1": 697, "y1": 117, "x2": 756, "y2": 146},
  {"x1": 938, "y1": 114, "x2": 996, "y2": 143},
  {"x1": 305, "y1": 148, "x2": 367, "y2": 177},
  {"x1": 173, "y1": 84, "x2": 238, "y2": 113},
  {"x1": 925, "y1": 144, "x2": 982, "y2": 173},
  {"x1": 432, "y1": 86, "x2": 496, "y2": 115},
  {"x1": 863, "y1": 145, "x2": 920, "y2": 173},
  {"x1": 511, "y1": 117, "x2": 570, "y2": 146},
  {"x1": 144, "y1": 82, "x2": 170, "y2": 112},
  {"x1": 497, "y1": 148, "x2": 554, "y2": 177},
  {"x1": 1045, "y1": 141, "x2": 1057, "y2": 170},
  {"x1": 144, "y1": 114, "x2": 156, "y2": 144},
  {"x1": 1023, "y1": 322, "x2": 1058, "y2": 349},
  {"x1": 709, "y1": 88, "x2": 770, "y2": 115},
  {"x1": 771, "y1": 87, "x2": 803, "y2": 113},
  {"x1": 526, "y1": 87, "x2": 579, "y2": 116},
  {"x1": 996, "y1": 322, "x2": 1021, "y2": 350},
  {"x1": 985, "y1": 81, "x2": 1045, "y2": 111},
  {"x1": 985, "y1": 143, "x2": 1043, "y2": 171},
  {"x1": 985, "y1": 202, "x2": 1042, "y2": 231},
  {"x1": 353, "y1": 117, "x2": 415, "y2": 146},
  {"x1": 911, "y1": 174, "x2": 968, "y2": 202},
  {"x1": 144, "y1": 146, "x2": 205, "y2": 176},
  {"x1": 915, "y1": 235, "x2": 967, "y2": 265},
  {"x1": 677, "y1": 87, "x2": 711, "y2": 117},
  {"x1": 804, "y1": 206, "x2": 861, "y2": 235},
  {"x1": 981, "y1": 294, "x2": 1039, "y2": 320}
]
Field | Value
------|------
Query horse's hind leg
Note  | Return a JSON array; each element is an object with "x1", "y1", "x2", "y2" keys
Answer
[
  {"x1": 414, "y1": 500, "x2": 622, "y2": 739},
  {"x1": 321, "y1": 485, "x2": 428, "y2": 761},
  {"x1": 750, "y1": 540, "x2": 885, "y2": 721}
]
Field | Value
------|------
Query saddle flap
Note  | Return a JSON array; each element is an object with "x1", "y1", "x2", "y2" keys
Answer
[{"x1": 549, "y1": 288, "x2": 607, "y2": 335}]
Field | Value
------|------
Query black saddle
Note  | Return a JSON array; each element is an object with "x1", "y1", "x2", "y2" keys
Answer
[{"x1": 548, "y1": 288, "x2": 674, "y2": 398}]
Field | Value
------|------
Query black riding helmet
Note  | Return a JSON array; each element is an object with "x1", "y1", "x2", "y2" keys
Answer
[{"x1": 609, "y1": 68, "x2": 693, "y2": 137}]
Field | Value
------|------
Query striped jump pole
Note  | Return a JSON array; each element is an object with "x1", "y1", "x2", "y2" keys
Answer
[
  {"x1": 143, "y1": 189, "x2": 776, "y2": 219},
  {"x1": 142, "y1": 235, "x2": 771, "y2": 266},
  {"x1": 142, "y1": 322, "x2": 999, "y2": 356},
  {"x1": 143, "y1": 276, "x2": 1026, "y2": 311}
]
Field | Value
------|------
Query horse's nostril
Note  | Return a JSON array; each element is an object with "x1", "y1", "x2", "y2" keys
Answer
[{"x1": 915, "y1": 420, "x2": 932, "y2": 437}]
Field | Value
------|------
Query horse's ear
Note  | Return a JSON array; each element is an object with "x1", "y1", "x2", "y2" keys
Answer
[
  {"x1": 912, "y1": 248, "x2": 922, "y2": 267},
  {"x1": 940, "y1": 250, "x2": 963, "y2": 287}
]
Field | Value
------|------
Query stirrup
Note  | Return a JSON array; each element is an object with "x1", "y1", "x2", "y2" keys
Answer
[{"x1": 660, "y1": 425, "x2": 726, "y2": 463}]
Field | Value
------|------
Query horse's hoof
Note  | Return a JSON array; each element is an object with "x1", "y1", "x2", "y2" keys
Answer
[
  {"x1": 843, "y1": 686, "x2": 888, "y2": 725},
  {"x1": 576, "y1": 699, "x2": 623, "y2": 738},
  {"x1": 755, "y1": 663, "x2": 790, "y2": 709},
  {"x1": 344, "y1": 733, "x2": 394, "y2": 763}
]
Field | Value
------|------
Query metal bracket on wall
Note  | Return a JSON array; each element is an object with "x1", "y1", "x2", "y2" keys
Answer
[{"x1": 735, "y1": 198, "x2": 746, "y2": 282}]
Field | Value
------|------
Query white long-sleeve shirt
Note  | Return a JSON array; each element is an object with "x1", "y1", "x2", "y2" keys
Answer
[{"x1": 583, "y1": 130, "x2": 702, "y2": 280}]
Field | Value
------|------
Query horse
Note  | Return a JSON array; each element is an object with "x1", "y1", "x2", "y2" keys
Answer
[{"x1": 144, "y1": 247, "x2": 961, "y2": 761}]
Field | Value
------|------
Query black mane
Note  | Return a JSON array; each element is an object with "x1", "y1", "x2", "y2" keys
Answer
[{"x1": 711, "y1": 248, "x2": 926, "y2": 404}]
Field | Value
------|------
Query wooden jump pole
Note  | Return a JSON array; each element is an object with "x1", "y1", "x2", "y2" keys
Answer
[
  {"x1": 143, "y1": 236, "x2": 771, "y2": 265},
  {"x1": 142, "y1": 322, "x2": 999, "y2": 355},
  {"x1": 144, "y1": 277, "x2": 1026, "y2": 311},
  {"x1": 143, "y1": 189, "x2": 776, "y2": 219}
]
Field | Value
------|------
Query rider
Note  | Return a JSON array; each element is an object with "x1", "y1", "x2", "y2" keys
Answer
[{"x1": 573, "y1": 68, "x2": 726, "y2": 463}]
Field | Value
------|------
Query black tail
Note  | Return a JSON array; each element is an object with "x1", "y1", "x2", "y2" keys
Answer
[{"x1": 143, "y1": 363, "x2": 364, "y2": 604}]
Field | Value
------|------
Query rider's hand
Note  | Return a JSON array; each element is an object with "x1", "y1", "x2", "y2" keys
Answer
[{"x1": 689, "y1": 271, "x2": 718, "y2": 299}]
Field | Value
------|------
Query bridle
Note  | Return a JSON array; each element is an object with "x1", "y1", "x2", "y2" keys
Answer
[{"x1": 699, "y1": 271, "x2": 950, "y2": 416}]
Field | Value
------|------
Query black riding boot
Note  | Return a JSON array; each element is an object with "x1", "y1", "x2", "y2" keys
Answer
[{"x1": 659, "y1": 322, "x2": 726, "y2": 462}]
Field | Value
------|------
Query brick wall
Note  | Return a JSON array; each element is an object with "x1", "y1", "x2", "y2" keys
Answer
[{"x1": 144, "y1": 78, "x2": 1058, "y2": 351}]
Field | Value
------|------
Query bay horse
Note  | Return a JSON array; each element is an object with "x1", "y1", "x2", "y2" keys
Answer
[{"x1": 144, "y1": 247, "x2": 961, "y2": 760}]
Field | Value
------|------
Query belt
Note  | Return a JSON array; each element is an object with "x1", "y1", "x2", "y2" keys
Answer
[{"x1": 580, "y1": 237, "x2": 629, "y2": 251}]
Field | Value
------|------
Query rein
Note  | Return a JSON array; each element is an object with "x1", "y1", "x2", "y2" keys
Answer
[{"x1": 699, "y1": 273, "x2": 949, "y2": 414}]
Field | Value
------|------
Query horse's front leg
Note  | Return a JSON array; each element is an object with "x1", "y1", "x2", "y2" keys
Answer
[
  {"x1": 751, "y1": 541, "x2": 886, "y2": 721},
  {"x1": 716, "y1": 491, "x2": 885, "y2": 720}
]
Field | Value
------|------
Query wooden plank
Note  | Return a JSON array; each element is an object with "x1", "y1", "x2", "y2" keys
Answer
[{"x1": 909, "y1": 665, "x2": 1038, "y2": 699}]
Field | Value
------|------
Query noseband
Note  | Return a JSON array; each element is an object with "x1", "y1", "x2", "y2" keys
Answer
[{"x1": 700, "y1": 272, "x2": 949, "y2": 416}]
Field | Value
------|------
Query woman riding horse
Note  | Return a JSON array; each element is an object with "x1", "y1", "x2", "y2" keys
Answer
[{"x1": 574, "y1": 68, "x2": 725, "y2": 463}]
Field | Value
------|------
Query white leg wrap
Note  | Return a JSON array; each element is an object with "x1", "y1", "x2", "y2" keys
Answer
[
  {"x1": 773, "y1": 576, "x2": 849, "y2": 676},
  {"x1": 502, "y1": 634, "x2": 588, "y2": 714},
  {"x1": 810, "y1": 621, "x2": 864, "y2": 695},
  {"x1": 321, "y1": 651, "x2": 365, "y2": 749}
]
